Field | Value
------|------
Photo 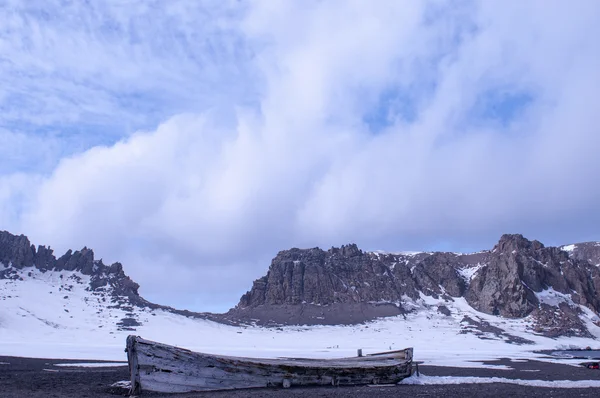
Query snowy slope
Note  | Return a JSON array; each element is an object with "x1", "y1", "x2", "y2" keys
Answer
[{"x1": 1, "y1": 264, "x2": 599, "y2": 368}]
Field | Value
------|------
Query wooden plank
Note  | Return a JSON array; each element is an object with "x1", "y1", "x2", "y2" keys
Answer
[{"x1": 125, "y1": 335, "x2": 140, "y2": 395}]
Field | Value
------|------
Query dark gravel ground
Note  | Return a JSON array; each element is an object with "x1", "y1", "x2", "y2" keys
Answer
[{"x1": 1, "y1": 355, "x2": 600, "y2": 398}]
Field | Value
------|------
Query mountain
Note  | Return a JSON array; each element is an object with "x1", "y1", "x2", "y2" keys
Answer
[
  {"x1": 228, "y1": 234, "x2": 600, "y2": 338},
  {"x1": 0, "y1": 230, "x2": 221, "y2": 333},
  {"x1": 1, "y1": 230, "x2": 600, "y2": 342}
]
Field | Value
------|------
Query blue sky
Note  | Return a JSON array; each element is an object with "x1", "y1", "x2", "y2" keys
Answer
[
  {"x1": 1, "y1": 0, "x2": 599, "y2": 312},
  {"x1": 0, "y1": 0, "x2": 258, "y2": 173}
]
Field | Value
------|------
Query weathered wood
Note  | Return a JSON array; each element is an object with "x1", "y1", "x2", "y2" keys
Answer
[
  {"x1": 367, "y1": 348, "x2": 412, "y2": 359},
  {"x1": 125, "y1": 335, "x2": 413, "y2": 394},
  {"x1": 125, "y1": 335, "x2": 141, "y2": 395}
]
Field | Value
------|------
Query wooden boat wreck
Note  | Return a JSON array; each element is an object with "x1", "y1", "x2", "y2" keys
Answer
[{"x1": 125, "y1": 335, "x2": 413, "y2": 394}]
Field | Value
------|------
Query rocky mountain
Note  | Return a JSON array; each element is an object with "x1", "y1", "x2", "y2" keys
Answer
[
  {"x1": 0, "y1": 230, "x2": 217, "y2": 331},
  {"x1": 2, "y1": 230, "x2": 600, "y2": 341},
  {"x1": 229, "y1": 234, "x2": 600, "y2": 338}
]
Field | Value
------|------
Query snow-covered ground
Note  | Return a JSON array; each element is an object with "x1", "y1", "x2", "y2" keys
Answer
[
  {"x1": 54, "y1": 362, "x2": 126, "y2": 367},
  {"x1": 1, "y1": 265, "x2": 600, "y2": 368},
  {"x1": 400, "y1": 374, "x2": 600, "y2": 387}
]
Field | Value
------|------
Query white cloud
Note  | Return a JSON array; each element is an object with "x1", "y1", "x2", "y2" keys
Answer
[
  {"x1": 1, "y1": 0, "x2": 599, "y2": 311},
  {"x1": 0, "y1": 0, "x2": 257, "y2": 171}
]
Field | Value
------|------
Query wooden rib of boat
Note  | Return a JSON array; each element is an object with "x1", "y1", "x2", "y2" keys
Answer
[{"x1": 125, "y1": 335, "x2": 413, "y2": 394}]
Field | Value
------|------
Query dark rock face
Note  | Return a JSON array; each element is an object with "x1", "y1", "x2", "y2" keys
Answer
[
  {"x1": 465, "y1": 234, "x2": 600, "y2": 319},
  {"x1": 568, "y1": 242, "x2": 600, "y2": 267},
  {"x1": 238, "y1": 244, "x2": 416, "y2": 307},
  {"x1": 0, "y1": 231, "x2": 34, "y2": 269},
  {"x1": 531, "y1": 303, "x2": 592, "y2": 338},
  {"x1": 237, "y1": 244, "x2": 473, "y2": 311},
  {"x1": 0, "y1": 231, "x2": 142, "y2": 306},
  {"x1": 233, "y1": 234, "x2": 600, "y2": 332}
]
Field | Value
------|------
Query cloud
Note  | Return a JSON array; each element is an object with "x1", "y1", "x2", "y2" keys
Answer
[
  {"x1": 0, "y1": 0, "x2": 258, "y2": 171},
  {"x1": 1, "y1": 1, "x2": 599, "y2": 311}
]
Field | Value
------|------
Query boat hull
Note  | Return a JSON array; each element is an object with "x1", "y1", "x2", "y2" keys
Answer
[{"x1": 126, "y1": 335, "x2": 413, "y2": 393}]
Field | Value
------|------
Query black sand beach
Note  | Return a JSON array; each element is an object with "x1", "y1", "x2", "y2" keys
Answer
[{"x1": 1, "y1": 355, "x2": 599, "y2": 397}]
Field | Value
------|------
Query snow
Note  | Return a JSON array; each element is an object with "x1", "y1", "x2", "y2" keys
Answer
[
  {"x1": 111, "y1": 380, "x2": 131, "y2": 388},
  {"x1": 400, "y1": 374, "x2": 600, "y2": 388},
  {"x1": 531, "y1": 258, "x2": 548, "y2": 267},
  {"x1": 370, "y1": 250, "x2": 424, "y2": 257},
  {"x1": 457, "y1": 263, "x2": 483, "y2": 281},
  {"x1": 2, "y1": 266, "x2": 600, "y2": 371},
  {"x1": 535, "y1": 288, "x2": 573, "y2": 307},
  {"x1": 534, "y1": 288, "x2": 600, "y2": 328},
  {"x1": 54, "y1": 362, "x2": 127, "y2": 368},
  {"x1": 400, "y1": 251, "x2": 424, "y2": 256},
  {"x1": 561, "y1": 244, "x2": 576, "y2": 252}
]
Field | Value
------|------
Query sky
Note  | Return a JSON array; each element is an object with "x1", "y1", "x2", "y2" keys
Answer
[{"x1": 1, "y1": 0, "x2": 599, "y2": 312}]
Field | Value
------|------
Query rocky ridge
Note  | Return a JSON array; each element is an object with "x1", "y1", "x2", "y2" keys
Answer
[
  {"x1": 230, "y1": 234, "x2": 600, "y2": 337},
  {"x1": 0, "y1": 230, "x2": 216, "y2": 330},
  {"x1": 2, "y1": 230, "x2": 600, "y2": 339}
]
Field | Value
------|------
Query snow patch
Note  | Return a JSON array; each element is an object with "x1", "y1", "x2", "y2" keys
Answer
[
  {"x1": 457, "y1": 263, "x2": 484, "y2": 282},
  {"x1": 535, "y1": 288, "x2": 573, "y2": 307},
  {"x1": 370, "y1": 250, "x2": 423, "y2": 257},
  {"x1": 54, "y1": 362, "x2": 127, "y2": 368},
  {"x1": 561, "y1": 244, "x2": 576, "y2": 253},
  {"x1": 400, "y1": 374, "x2": 600, "y2": 388},
  {"x1": 112, "y1": 380, "x2": 131, "y2": 388}
]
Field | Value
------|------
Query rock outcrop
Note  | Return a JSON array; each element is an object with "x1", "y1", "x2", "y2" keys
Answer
[
  {"x1": 3, "y1": 229, "x2": 600, "y2": 337},
  {"x1": 466, "y1": 234, "x2": 600, "y2": 320},
  {"x1": 231, "y1": 234, "x2": 600, "y2": 335},
  {"x1": 0, "y1": 230, "x2": 219, "y2": 328},
  {"x1": 0, "y1": 231, "x2": 142, "y2": 303}
]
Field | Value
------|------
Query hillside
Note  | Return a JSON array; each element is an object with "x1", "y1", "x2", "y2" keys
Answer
[
  {"x1": 229, "y1": 234, "x2": 600, "y2": 339},
  {"x1": 1, "y1": 230, "x2": 600, "y2": 363}
]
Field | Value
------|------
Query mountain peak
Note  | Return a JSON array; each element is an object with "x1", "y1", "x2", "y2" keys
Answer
[
  {"x1": 0, "y1": 230, "x2": 142, "y2": 301},
  {"x1": 494, "y1": 234, "x2": 544, "y2": 253},
  {"x1": 328, "y1": 243, "x2": 362, "y2": 257}
]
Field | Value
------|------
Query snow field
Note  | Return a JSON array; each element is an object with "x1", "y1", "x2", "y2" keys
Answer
[{"x1": 1, "y1": 266, "x2": 600, "y2": 369}]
